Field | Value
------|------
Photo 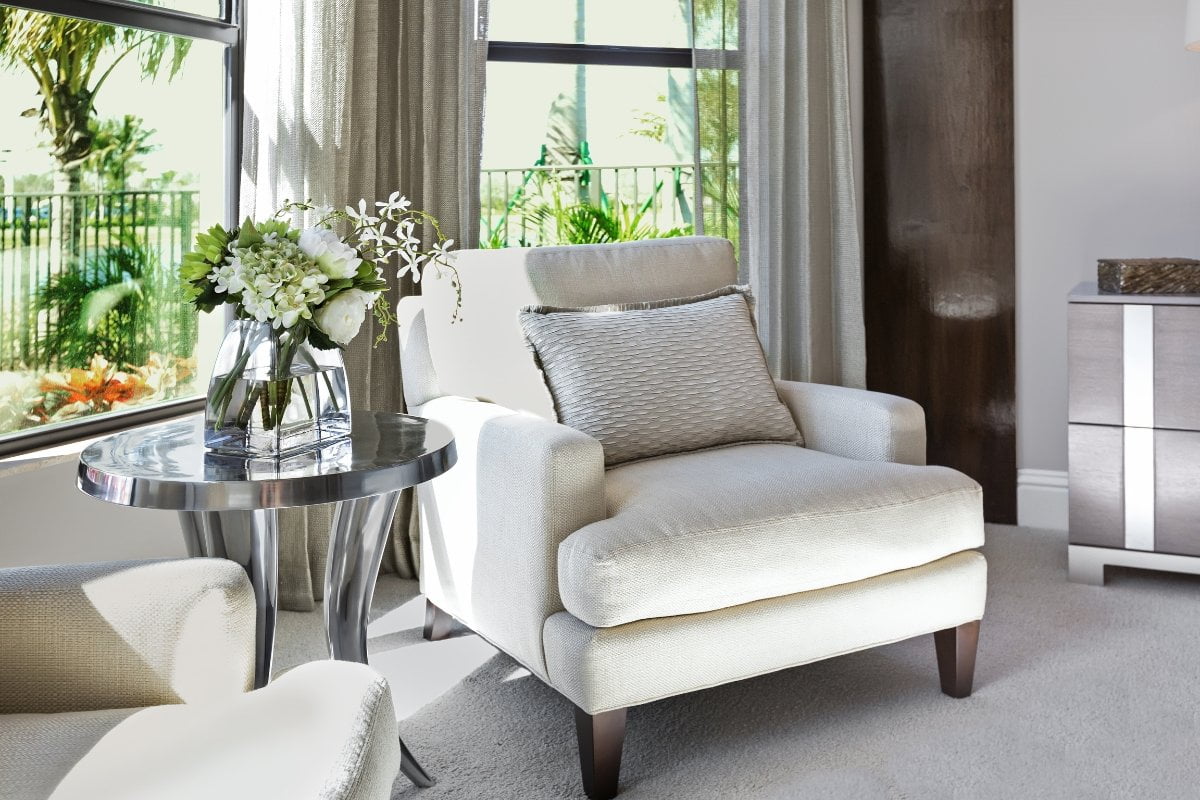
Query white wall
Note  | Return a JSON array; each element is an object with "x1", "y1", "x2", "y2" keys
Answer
[
  {"x1": 1016, "y1": 0, "x2": 1200, "y2": 480},
  {"x1": 0, "y1": 456, "x2": 185, "y2": 568}
]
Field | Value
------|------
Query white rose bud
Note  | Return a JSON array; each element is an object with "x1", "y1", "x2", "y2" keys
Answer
[
  {"x1": 298, "y1": 227, "x2": 363, "y2": 280},
  {"x1": 316, "y1": 289, "x2": 371, "y2": 345}
]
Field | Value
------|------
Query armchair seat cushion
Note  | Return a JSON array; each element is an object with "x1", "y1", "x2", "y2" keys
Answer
[
  {"x1": 557, "y1": 443, "x2": 984, "y2": 628},
  {"x1": 1, "y1": 707, "x2": 135, "y2": 800}
]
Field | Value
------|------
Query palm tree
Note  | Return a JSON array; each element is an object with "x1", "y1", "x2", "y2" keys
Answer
[
  {"x1": 0, "y1": 8, "x2": 189, "y2": 261},
  {"x1": 87, "y1": 114, "x2": 158, "y2": 192}
]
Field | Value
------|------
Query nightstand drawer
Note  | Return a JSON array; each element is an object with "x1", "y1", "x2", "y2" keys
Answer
[
  {"x1": 1070, "y1": 302, "x2": 1200, "y2": 431},
  {"x1": 1068, "y1": 424, "x2": 1123, "y2": 548},
  {"x1": 1153, "y1": 306, "x2": 1200, "y2": 431},
  {"x1": 1067, "y1": 304, "x2": 1123, "y2": 426},
  {"x1": 1154, "y1": 429, "x2": 1200, "y2": 557},
  {"x1": 1069, "y1": 423, "x2": 1200, "y2": 557}
]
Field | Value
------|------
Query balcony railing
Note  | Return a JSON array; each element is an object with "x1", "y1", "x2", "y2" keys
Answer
[
  {"x1": 0, "y1": 190, "x2": 200, "y2": 372},
  {"x1": 483, "y1": 162, "x2": 741, "y2": 249}
]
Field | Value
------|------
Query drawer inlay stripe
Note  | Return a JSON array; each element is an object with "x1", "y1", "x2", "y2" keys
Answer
[
  {"x1": 1124, "y1": 427, "x2": 1155, "y2": 551},
  {"x1": 1123, "y1": 305, "x2": 1155, "y2": 428}
]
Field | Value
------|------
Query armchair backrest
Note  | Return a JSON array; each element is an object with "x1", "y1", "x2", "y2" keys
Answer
[{"x1": 399, "y1": 236, "x2": 738, "y2": 418}]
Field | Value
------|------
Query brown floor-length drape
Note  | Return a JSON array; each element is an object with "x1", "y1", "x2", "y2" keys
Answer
[{"x1": 240, "y1": 0, "x2": 486, "y2": 610}]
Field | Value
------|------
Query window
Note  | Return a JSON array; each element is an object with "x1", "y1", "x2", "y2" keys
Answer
[
  {"x1": 0, "y1": 1, "x2": 242, "y2": 456},
  {"x1": 481, "y1": 0, "x2": 739, "y2": 250}
]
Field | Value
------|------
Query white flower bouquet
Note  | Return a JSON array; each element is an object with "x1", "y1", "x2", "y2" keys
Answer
[{"x1": 180, "y1": 192, "x2": 457, "y2": 455}]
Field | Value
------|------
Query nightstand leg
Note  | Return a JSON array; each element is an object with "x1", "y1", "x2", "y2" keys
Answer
[
  {"x1": 1067, "y1": 545, "x2": 1107, "y2": 586},
  {"x1": 325, "y1": 491, "x2": 435, "y2": 788}
]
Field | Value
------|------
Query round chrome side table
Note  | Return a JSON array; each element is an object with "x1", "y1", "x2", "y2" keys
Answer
[{"x1": 77, "y1": 410, "x2": 455, "y2": 787}]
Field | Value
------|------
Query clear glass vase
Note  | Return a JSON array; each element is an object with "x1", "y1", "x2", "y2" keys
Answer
[{"x1": 204, "y1": 320, "x2": 351, "y2": 458}]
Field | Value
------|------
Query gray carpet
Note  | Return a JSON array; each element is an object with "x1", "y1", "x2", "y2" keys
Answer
[{"x1": 276, "y1": 525, "x2": 1200, "y2": 799}]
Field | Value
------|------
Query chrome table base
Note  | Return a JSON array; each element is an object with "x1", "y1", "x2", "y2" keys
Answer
[
  {"x1": 325, "y1": 493, "x2": 403, "y2": 663},
  {"x1": 178, "y1": 490, "x2": 435, "y2": 787},
  {"x1": 179, "y1": 510, "x2": 279, "y2": 690},
  {"x1": 325, "y1": 491, "x2": 437, "y2": 787}
]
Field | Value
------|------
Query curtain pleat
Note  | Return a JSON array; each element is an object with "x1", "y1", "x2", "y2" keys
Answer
[
  {"x1": 240, "y1": 0, "x2": 487, "y2": 611},
  {"x1": 741, "y1": 0, "x2": 865, "y2": 387}
]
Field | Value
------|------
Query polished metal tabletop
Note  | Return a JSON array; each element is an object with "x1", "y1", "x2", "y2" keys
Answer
[{"x1": 77, "y1": 411, "x2": 456, "y2": 511}]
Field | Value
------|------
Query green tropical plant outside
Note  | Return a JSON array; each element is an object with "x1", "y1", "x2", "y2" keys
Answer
[
  {"x1": 0, "y1": 7, "x2": 189, "y2": 256},
  {"x1": 526, "y1": 196, "x2": 689, "y2": 245},
  {"x1": 33, "y1": 235, "x2": 195, "y2": 370},
  {"x1": 485, "y1": 169, "x2": 691, "y2": 249},
  {"x1": 86, "y1": 115, "x2": 158, "y2": 192}
]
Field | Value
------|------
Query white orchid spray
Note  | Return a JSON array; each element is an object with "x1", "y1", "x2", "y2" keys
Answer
[{"x1": 180, "y1": 191, "x2": 459, "y2": 433}]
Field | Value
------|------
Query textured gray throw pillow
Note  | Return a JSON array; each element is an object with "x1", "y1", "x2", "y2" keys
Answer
[{"x1": 519, "y1": 285, "x2": 800, "y2": 466}]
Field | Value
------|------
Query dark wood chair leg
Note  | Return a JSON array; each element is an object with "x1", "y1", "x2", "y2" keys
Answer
[
  {"x1": 934, "y1": 620, "x2": 981, "y2": 698},
  {"x1": 422, "y1": 598, "x2": 454, "y2": 642},
  {"x1": 574, "y1": 706, "x2": 627, "y2": 800}
]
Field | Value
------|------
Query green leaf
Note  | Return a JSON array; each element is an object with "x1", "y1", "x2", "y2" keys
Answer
[
  {"x1": 195, "y1": 232, "x2": 221, "y2": 250},
  {"x1": 307, "y1": 326, "x2": 341, "y2": 351},
  {"x1": 193, "y1": 282, "x2": 226, "y2": 311},
  {"x1": 237, "y1": 217, "x2": 263, "y2": 248},
  {"x1": 256, "y1": 219, "x2": 295, "y2": 241},
  {"x1": 355, "y1": 260, "x2": 377, "y2": 281},
  {"x1": 179, "y1": 263, "x2": 211, "y2": 283}
]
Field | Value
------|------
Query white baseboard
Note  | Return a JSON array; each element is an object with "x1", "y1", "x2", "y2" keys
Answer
[{"x1": 1017, "y1": 469, "x2": 1069, "y2": 531}]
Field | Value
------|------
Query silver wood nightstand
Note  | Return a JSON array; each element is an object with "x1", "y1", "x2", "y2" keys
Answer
[{"x1": 1068, "y1": 282, "x2": 1200, "y2": 584}]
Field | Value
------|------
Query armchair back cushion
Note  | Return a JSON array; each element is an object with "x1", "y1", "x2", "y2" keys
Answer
[
  {"x1": 519, "y1": 286, "x2": 799, "y2": 465},
  {"x1": 0, "y1": 559, "x2": 255, "y2": 714},
  {"x1": 408, "y1": 237, "x2": 738, "y2": 416}
]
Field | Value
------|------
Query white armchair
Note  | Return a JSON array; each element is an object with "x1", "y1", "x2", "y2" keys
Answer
[
  {"x1": 400, "y1": 237, "x2": 986, "y2": 799},
  {"x1": 0, "y1": 559, "x2": 401, "y2": 800}
]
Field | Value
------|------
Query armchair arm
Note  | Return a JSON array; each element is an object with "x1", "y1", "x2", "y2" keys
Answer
[
  {"x1": 775, "y1": 380, "x2": 927, "y2": 466},
  {"x1": 0, "y1": 559, "x2": 255, "y2": 714},
  {"x1": 414, "y1": 396, "x2": 605, "y2": 680}
]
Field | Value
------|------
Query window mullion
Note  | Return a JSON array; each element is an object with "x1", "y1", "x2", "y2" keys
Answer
[
  {"x1": 5, "y1": 0, "x2": 239, "y2": 43},
  {"x1": 487, "y1": 41, "x2": 692, "y2": 68}
]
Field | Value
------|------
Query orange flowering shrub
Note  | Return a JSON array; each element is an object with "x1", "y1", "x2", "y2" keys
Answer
[{"x1": 29, "y1": 354, "x2": 197, "y2": 424}]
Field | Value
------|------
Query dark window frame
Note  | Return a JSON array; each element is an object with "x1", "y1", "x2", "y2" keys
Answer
[
  {"x1": 0, "y1": 0, "x2": 245, "y2": 458},
  {"x1": 487, "y1": 40, "x2": 692, "y2": 69}
]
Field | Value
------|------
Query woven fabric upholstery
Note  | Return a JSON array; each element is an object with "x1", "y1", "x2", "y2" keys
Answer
[
  {"x1": 519, "y1": 237, "x2": 738, "y2": 308},
  {"x1": 520, "y1": 287, "x2": 801, "y2": 465},
  {"x1": 0, "y1": 707, "x2": 134, "y2": 800},
  {"x1": 775, "y1": 379, "x2": 927, "y2": 465},
  {"x1": 411, "y1": 237, "x2": 738, "y2": 419},
  {"x1": 0, "y1": 559, "x2": 255, "y2": 714},
  {"x1": 396, "y1": 298, "x2": 442, "y2": 408},
  {"x1": 1, "y1": 661, "x2": 400, "y2": 800},
  {"x1": 558, "y1": 442, "x2": 984, "y2": 628},
  {"x1": 520, "y1": 288, "x2": 800, "y2": 466},
  {"x1": 544, "y1": 551, "x2": 986, "y2": 714},
  {"x1": 414, "y1": 395, "x2": 606, "y2": 680}
]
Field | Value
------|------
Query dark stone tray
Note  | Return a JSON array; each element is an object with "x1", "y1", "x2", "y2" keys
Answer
[{"x1": 1098, "y1": 258, "x2": 1200, "y2": 295}]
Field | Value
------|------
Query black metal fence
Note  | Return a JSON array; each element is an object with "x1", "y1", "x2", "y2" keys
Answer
[
  {"x1": 480, "y1": 161, "x2": 739, "y2": 249},
  {"x1": 0, "y1": 190, "x2": 199, "y2": 372}
]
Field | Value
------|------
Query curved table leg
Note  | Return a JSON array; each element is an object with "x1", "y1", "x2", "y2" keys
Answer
[
  {"x1": 325, "y1": 492, "x2": 435, "y2": 788},
  {"x1": 179, "y1": 509, "x2": 279, "y2": 690}
]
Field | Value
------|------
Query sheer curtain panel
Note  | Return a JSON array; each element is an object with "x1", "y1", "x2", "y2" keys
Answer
[
  {"x1": 740, "y1": 0, "x2": 866, "y2": 387},
  {"x1": 240, "y1": 0, "x2": 488, "y2": 610}
]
